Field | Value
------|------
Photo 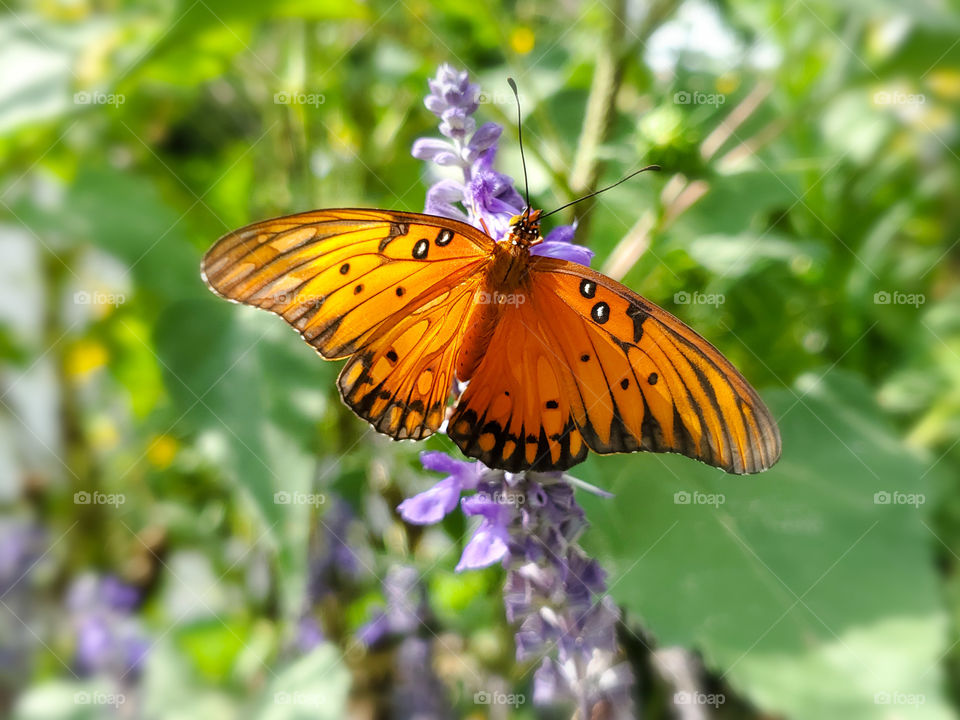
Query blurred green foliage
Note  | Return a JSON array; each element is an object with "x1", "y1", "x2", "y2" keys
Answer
[{"x1": 2, "y1": 0, "x2": 959, "y2": 718}]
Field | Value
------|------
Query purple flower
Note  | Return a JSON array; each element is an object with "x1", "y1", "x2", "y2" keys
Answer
[
  {"x1": 306, "y1": 497, "x2": 363, "y2": 604},
  {"x1": 296, "y1": 615, "x2": 325, "y2": 652},
  {"x1": 397, "y1": 451, "x2": 482, "y2": 525},
  {"x1": 67, "y1": 573, "x2": 150, "y2": 679},
  {"x1": 456, "y1": 492, "x2": 515, "y2": 571},
  {"x1": 358, "y1": 565, "x2": 428, "y2": 647},
  {"x1": 414, "y1": 64, "x2": 587, "y2": 258}
]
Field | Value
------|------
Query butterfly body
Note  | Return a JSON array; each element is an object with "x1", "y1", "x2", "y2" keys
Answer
[
  {"x1": 202, "y1": 208, "x2": 781, "y2": 474},
  {"x1": 456, "y1": 221, "x2": 540, "y2": 381}
]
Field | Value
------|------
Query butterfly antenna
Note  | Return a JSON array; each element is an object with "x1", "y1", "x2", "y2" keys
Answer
[
  {"x1": 540, "y1": 164, "x2": 662, "y2": 219},
  {"x1": 507, "y1": 77, "x2": 531, "y2": 214}
]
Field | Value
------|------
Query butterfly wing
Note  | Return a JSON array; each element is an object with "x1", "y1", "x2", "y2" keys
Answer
[
  {"x1": 448, "y1": 256, "x2": 781, "y2": 474},
  {"x1": 202, "y1": 209, "x2": 493, "y2": 439},
  {"x1": 447, "y1": 292, "x2": 591, "y2": 472}
]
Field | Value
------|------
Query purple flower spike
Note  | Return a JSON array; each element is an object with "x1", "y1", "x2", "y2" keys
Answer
[
  {"x1": 413, "y1": 64, "x2": 597, "y2": 262},
  {"x1": 406, "y1": 66, "x2": 634, "y2": 719}
]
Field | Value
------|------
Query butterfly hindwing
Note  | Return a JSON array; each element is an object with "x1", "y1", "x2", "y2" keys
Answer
[
  {"x1": 338, "y1": 276, "x2": 483, "y2": 440},
  {"x1": 447, "y1": 293, "x2": 590, "y2": 472}
]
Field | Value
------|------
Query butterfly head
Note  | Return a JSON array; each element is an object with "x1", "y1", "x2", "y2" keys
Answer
[{"x1": 506, "y1": 208, "x2": 543, "y2": 248}]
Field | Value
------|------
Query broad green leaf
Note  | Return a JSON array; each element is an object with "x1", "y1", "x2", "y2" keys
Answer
[
  {"x1": 581, "y1": 369, "x2": 950, "y2": 720},
  {"x1": 255, "y1": 645, "x2": 351, "y2": 720}
]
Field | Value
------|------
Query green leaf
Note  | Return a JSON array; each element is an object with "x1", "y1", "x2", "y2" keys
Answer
[
  {"x1": 255, "y1": 645, "x2": 351, "y2": 720},
  {"x1": 580, "y1": 369, "x2": 951, "y2": 720}
]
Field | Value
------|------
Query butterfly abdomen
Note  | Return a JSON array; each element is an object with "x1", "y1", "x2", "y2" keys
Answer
[
  {"x1": 455, "y1": 244, "x2": 532, "y2": 382},
  {"x1": 455, "y1": 294, "x2": 501, "y2": 382}
]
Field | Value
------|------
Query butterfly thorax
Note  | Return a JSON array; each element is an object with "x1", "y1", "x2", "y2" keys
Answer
[{"x1": 486, "y1": 208, "x2": 542, "y2": 289}]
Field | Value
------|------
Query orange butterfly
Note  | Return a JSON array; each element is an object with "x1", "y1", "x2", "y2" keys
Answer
[{"x1": 202, "y1": 206, "x2": 781, "y2": 474}]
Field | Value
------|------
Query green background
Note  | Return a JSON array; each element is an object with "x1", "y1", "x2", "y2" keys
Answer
[{"x1": 2, "y1": 0, "x2": 959, "y2": 718}]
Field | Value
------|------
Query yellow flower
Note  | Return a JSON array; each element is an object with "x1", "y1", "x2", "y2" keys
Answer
[
  {"x1": 65, "y1": 339, "x2": 108, "y2": 379},
  {"x1": 927, "y1": 69, "x2": 960, "y2": 101},
  {"x1": 147, "y1": 434, "x2": 178, "y2": 469},
  {"x1": 510, "y1": 27, "x2": 535, "y2": 55}
]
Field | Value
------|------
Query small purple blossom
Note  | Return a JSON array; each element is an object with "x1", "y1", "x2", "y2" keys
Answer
[
  {"x1": 357, "y1": 566, "x2": 453, "y2": 716},
  {"x1": 397, "y1": 451, "x2": 482, "y2": 525},
  {"x1": 295, "y1": 614, "x2": 325, "y2": 653},
  {"x1": 67, "y1": 573, "x2": 150, "y2": 679},
  {"x1": 358, "y1": 565, "x2": 427, "y2": 648}
]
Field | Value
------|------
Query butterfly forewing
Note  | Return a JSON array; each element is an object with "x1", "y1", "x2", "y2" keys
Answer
[{"x1": 202, "y1": 209, "x2": 494, "y2": 440}]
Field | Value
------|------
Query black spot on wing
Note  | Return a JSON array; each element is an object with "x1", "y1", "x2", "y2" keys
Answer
[
  {"x1": 591, "y1": 301, "x2": 610, "y2": 324},
  {"x1": 435, "y1": 228, "x2": 454, "y2": 246},
  {"x1": 412, "y1": 238, "x2": 429, "y2": 259}
]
